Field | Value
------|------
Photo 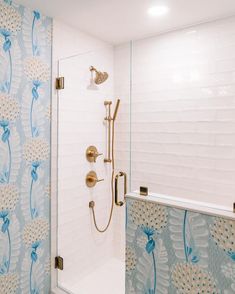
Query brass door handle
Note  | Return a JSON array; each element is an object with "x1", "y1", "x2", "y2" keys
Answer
[
  {"x1": 86, "y1": 146, "x2": 103, "y2": 162},
  {"x1": 115, "y1": 171, "x2": 127, "y2": 207},
  {"x1": 86, "y1": 171, "x2": 104, "y2": 188}
]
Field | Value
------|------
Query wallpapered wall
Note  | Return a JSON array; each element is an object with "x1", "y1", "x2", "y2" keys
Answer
[
  {"x1": 126, "y1": 198, "x2": 235, "y2": 293},
  {"x1": 0, "y1": 0, "x2": 51, "y2": 293}
]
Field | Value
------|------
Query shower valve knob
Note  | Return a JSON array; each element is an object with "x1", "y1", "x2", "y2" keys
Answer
[
  {"x1": 86, "y1": 146, "x2": 103, "y2": 162},
  {"x1": 86, "y1": 171, "x2": 104, "y2": 188}
]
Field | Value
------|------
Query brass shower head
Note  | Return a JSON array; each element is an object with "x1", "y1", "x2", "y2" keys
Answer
[{"x1": 90, "y1": 66, "x2": 109, "y2": 85}]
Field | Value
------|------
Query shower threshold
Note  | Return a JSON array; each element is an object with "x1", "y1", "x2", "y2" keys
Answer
[{"x1": 58, "y1": 257, "x2": 125, "y2": 294}]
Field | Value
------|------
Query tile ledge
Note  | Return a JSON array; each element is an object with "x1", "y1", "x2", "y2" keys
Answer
[{"x1": 125, "y1": 191, "x2": 235, "y2": 220}]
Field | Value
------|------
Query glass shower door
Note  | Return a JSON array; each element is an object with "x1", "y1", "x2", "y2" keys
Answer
[{"x1": 57, "y1": 48, "x2": 126, "y2": 294}]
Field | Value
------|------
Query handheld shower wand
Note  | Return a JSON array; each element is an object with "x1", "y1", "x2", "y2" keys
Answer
[{"x1": 113, "y1": 99, "x2": 120, "y2": 122}]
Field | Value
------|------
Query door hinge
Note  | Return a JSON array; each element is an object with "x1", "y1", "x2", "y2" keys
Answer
[
  {"x1": 233, "y1": 203, "x2": 235, "y2": 213},
  {"x1": 56, "y1": 77, "x2": 64, "y2": 90},
  {"x1": 55, "y1": 256, "x2": 64, "y2": 270}
]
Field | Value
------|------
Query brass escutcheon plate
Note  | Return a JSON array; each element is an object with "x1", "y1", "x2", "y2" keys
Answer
[
  {"x1": 86, "y1": 171, "x2": 104, "y2": 188},
  {"x1": 86, "y1": 146, "x2": 102, "y2": 162}
]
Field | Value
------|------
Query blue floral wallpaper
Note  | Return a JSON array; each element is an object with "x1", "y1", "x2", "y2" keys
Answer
[
  {"x1": 0, "y1": 0, "x2": 51, "y2": 293},
  {"x1": 126, "y1": 198, "x2": 235, "y2": 294}
]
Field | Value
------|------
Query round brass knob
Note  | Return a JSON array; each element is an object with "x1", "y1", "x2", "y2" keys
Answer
[
  {"x1": 86, "y1": 146, "x2": 103, "y2": 162},
  {"x1": 86, "y1": 171, "x2": 104, "y2": 188}
]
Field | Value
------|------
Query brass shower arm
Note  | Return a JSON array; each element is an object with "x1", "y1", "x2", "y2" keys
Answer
[{"x1": 89, "y1": 66, "x2": 98, "y2": 73}]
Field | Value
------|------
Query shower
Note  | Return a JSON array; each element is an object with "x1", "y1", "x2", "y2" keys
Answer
[
  {"x1": 89, "y1": 98, "x2": 125, "y2": 233},
  {"x1": 50, "y1": 3, "x2": 235, "y2": 293},
  {"x1": 89, "y1": 65, "x2": 109, "y2": 84}
]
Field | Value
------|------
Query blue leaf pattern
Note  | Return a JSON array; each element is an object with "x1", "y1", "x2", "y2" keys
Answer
[
  {"x1": 31, "y1": 251, "x2": 38, "y2": 262},
  {"x1": 146, "y1": 239, "x2": 155, "y2": 254},
  {"x1": 32, "y1": 87, "x2": 39, "y2": 100},
  {"x1": 0, "y1": 1, "x2": 51, "y2": 293},
  {"x1": 1, "y1": 218, "x2": 10, "y2": 233},
  {"x1": 0, "y1": 256, "x2": 8, "y2": 274},
  {"x1": 31, "y1": 169, "x2": 38, "y2": 181},
  {"x1": 3, "y1": 38, "x2": 11, "y2": 52},
  {"x1": 126, "y1": 198, "x2": 235, "y2": 293},
  {"x1": 2, "y1": 128, "x2": 10, "y2": 142},
  {"x1": 33, "y1": 11, "x2": 40, "y2": 20},
  {"x1": 32, "y1": 127, "x2": 39, "y2": 137},
  {"x1": 0, "y1": 170, "x2": 8, "y2": 183}
]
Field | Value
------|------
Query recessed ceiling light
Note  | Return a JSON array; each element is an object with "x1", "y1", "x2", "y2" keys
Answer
[{"x1": 148, "y1": 5, "x2": 169, "y2": 16}]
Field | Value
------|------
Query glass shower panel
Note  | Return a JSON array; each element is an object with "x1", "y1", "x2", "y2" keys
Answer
[
  {"x1": 57, "y1": 48, "x2": 125, "y2": 294},
  {"x1": 130, "y1": 26, "x2": 235, "y2": 208}
]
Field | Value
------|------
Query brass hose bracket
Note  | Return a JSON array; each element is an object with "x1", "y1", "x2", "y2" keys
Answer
[
  {"x1": 104, "y1": 100, "x2": 112, "y2": 106},
  {"x1": 89, "y1": 201, "x2": 95, "y2": 208}
]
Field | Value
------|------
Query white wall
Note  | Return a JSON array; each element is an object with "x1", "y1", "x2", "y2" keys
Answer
[
  {"x1": 128, "y1": 17, "x2": 235, "y2": 208},
  {"x1": 52, "y1": 20, "x2": 110, "y2": 61},
  {"x1": 51, "y1": 20, "x2": 124, "y2": 291}
]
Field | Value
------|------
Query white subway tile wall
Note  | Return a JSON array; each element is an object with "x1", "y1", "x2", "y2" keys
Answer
[{"x1": 130, "y1": 17, "x2": 235, "y2": 207}]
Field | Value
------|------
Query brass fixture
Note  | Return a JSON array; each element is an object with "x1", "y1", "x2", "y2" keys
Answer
[
  {"x1": 89, "y1": 66, "x2": 109, "y2": 85},
  {"x1": 55, "y1": 256, "x2": 64, "y2": 270},
  {"x1": 86, "y1": 146, "x2": 102, "y2": 162},
  {"x1": 86, "y1": 171, "x2": 104, "y2": 188},
  {"x1": 89, "y1": 201, "x2": 95, "y2": 208},
  {"x1": 89, "y1": 99, "x2": 123, "y2": 233},
  {"x1": 104, "y1": 100, "x2": 112, "y2": 163},
  {"x1": 104, "y1": 99, "x2": 120, "y2": 163},
  {"x1": 233, "y1": 203, "x2": 235, "y2": 213},
  {"x1": 114, "y1": 171, "x2": 127, "y2": 207},
  {"x1": 104, "y1": 101, "x2": 112, "y2": 105},
  {"x1": 113, "y1": 99, "x2": 120, "y2": 121},
  {"x1": 56, "y1": 77, "x2": 64, "y2": 90},
  {"x1": 140, "y1": 186, "x2": 148, "y2": 196}
]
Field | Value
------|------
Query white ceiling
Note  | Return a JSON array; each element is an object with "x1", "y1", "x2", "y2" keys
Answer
[{"x1": 17, "y1": 0, "x2": 235, "y2": 44}]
